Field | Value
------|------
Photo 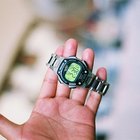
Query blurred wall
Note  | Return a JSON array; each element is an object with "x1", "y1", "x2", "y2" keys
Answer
[{"x1": 0, "y1": 0, "x2": 34, "y2": 90}]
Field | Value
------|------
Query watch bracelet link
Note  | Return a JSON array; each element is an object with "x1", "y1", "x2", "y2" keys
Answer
[
  {"x1": 47, "y1": 53, "x2": 109, "y2": 95},
  {"x1": 83, "y1": 72, "x2": 109, "y2": 95},
  {"x1": 47, "y1": 53, "x2": 64, "y2": 73},
  {"x1": 89, "y1": 75, "x2": 109, "y2": 95}
]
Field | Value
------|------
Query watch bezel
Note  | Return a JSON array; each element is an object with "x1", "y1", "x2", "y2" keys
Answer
[{"x1": 57, "y1": 56, "x2": 89, "y2": 88}]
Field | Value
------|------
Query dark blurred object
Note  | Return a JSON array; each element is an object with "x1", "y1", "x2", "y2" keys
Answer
[
  {"x1": 112, "y1": 0, "x2": 131, "y2": 16},
  {"x1": 16, "y1": 52, "x2": 37, "y2": 66},
  {"x1": 96, "y1": 132, "x2": 108, "y2": 140}
]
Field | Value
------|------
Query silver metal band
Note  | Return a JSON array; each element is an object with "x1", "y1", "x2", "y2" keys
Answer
[
  {"x1": 47, "y1": 54, "x2": 109, "y2": 95},
  {"x1": 89, "y1": 75, "x2": 109, "y2": 95},
  {"x1": 47, "y1": 54, "x2": 64, "y2": 73}
]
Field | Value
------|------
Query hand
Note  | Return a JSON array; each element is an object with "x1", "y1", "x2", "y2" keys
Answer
[{"x1": 0, "y1": 39, "x2": 107, "y2": 140}]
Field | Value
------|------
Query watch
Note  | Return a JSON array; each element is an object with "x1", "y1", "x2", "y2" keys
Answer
[{"x1": 47, "y1": 53, "x2": 109, "y2": 95}]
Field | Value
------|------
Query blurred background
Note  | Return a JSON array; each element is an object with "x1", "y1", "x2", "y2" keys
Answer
[{"x1": 0, "y1": 0, "x2": 140, "y2": 139}]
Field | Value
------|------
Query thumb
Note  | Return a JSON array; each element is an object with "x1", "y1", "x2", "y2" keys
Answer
[{"x1": 0, "y1": 114, "x2": 20, "y2": 140}]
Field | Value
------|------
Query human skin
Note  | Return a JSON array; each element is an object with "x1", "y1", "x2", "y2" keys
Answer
[{"x1": 0, "y1": 39, "x2": 107, "y2": 140}]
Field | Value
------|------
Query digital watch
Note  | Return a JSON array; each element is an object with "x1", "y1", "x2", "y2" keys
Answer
[{"x1": 47, "y1": 54, "x2": 109, "y2": 95}]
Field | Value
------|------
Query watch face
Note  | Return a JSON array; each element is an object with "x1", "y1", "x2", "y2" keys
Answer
[
  {"x1": 64, "y1": 62, "x2": 81, "y2": 82},
  {"x1": 57, "y1": 57, "x2": 88, "y2": 88}
]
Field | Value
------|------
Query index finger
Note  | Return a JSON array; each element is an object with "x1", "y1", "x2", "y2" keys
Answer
[{"x1": 39, "y1": 46, "x2": 64, "y2": 99}]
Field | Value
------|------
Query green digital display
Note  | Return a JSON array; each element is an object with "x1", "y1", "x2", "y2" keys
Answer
[{"x1": 65, "y1": 63, "x2": 81, "y2": 82}]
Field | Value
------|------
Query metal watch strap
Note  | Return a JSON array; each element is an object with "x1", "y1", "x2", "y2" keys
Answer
[
  {"x1": 47, "y1": 54, "x2": 109, "y2": 95},
  {"x1": 47, "y1": 54, "x2": 64, "y2": 73},
  {"x1": 89, "y1": 75, "x2": 109, "y2": 95},
  {"x1": 83, "y1": 72, "x2": 109, "y2": 95}
]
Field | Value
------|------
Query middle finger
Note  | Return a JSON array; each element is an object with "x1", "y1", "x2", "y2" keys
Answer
[
  {"x1": 56, "y1": 39, "x2": 78, "y2": 98},
  {"x1": 71, "y1": 48, "x2": 94, "y2": 104}
]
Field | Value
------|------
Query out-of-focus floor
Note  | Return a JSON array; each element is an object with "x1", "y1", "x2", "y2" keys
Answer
[{"x1": 0, "y1": 0, "x2": 140, "y2": 140}]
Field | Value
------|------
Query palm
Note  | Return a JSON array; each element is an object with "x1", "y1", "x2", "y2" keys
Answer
[
  {"x1": 21, "y1": 97, "x2": 95, "y2": 140},
  {"x1": 0, "y1": 39, "x2": 107, "y2": 140}
]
